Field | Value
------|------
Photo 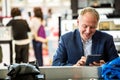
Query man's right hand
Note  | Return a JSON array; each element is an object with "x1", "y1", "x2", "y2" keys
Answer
[{"x1": 73, "y1": 56, "x2": 86, "y2": 66}]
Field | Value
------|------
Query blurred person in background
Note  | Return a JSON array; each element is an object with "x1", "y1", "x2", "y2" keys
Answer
[
  {"x1": 7, "y1": 7, "x2": 31, "y2": 63},
  {"x1": 44, "y1": 8, "x2": 53, "y2": 27},
  {"x1": 47, "y1": 8, "x2": 52, "y2": 19},
  {"x1": 29, "y1": 7, "x2": 47, "y2": 66}
]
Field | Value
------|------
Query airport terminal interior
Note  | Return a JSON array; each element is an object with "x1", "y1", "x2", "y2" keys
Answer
[
  {"x1": 0, "y1": 0, "x2": 120, "y2": 79},
  {"x1": 0, "y1": 0, "x2": 120, "y2": 66}
]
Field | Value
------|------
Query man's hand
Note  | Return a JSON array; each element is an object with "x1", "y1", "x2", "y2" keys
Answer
[
  {"x1": 89, "y1": 60, "x2": 105, "y2": 66},
  {"x1": 73, "y1": 56, "x2": 105, "y2": 66},
  {"x1": 73, "y1": 56, "x2": 86, "y2": 66}
]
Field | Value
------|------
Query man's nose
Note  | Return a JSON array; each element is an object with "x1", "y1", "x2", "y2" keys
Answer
[{"x1": 86, "y1": 27, "x2": 91, "y2": 33}]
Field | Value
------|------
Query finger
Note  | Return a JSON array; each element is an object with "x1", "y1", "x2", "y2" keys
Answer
[
  {"x1": 92, "y1": 61, "x2": 100, "y2": 66},
  {"x1": 100, "y1": 60, "x2": 105, "y2": 63},
  {"x1": 79, "y1": 61, "x2": 85, "y2": 66},
  {"x1": 80, "y1": 57, "x2": 86, "y2": 63},
  {"x1": 100, "y1": 60, "x2": 105, "y2": 65},
  {"x1": 89, "y1": 63, "x2": 93, "y2": 66},
  {"x1": 81, "y1": 56, "x2": 87, "y2": 60}
]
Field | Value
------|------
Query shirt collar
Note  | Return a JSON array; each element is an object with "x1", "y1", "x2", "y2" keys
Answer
[
  {"x1": 13, "y1": 16, "x2": 22, "y2": 19},
  {"x1": 82, "y1": 38, "x2": 92, "y2": 44}
]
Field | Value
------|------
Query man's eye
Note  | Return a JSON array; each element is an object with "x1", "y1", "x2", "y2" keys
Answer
[
  {"x1": 82, "y1": 24, "x2": 96, "y2": 29},
  {"x1": 90, "y1": 26, "x2": 96, "y2": 29},
  {"x1": 82, "y1": 25, "x2": 87, "y2": 28}
]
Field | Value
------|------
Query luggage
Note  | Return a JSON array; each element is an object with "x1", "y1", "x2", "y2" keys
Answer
[
  {"x1": 101, "y1": 57, "x2": 120, "y2": 80},
  {"x1": 7, "y1": 63, "x2": 45, "y2": 80}
]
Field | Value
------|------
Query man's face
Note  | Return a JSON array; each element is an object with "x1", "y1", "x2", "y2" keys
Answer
[{"x1": 78, "y1": 12, "x2": 98, "y2": 41}]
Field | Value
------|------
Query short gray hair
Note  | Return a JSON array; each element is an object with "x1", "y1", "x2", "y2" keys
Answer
[{"x1": 78, "y1": 7, "x2": 99, "y2": 21}]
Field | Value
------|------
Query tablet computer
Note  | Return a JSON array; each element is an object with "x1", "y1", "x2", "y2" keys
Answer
[{"x1": 85, "y1": 55, "x2": 102, "y2": 66}]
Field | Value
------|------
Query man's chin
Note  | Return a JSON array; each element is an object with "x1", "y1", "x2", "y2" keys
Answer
[
  {"x1": 82, "y1": 36, "x2": 91, "y2": 41},
  {"x1": 85, "y1": 37, "x2": 91, "y2": 41}
]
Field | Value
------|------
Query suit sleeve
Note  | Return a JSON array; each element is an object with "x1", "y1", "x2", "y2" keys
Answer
[
  {"x1": 103, "y1": 36, "x2": 119, "y2": 62},
  {"x1": 52, "y1": 36, "x2": 73, "y2": 66}
]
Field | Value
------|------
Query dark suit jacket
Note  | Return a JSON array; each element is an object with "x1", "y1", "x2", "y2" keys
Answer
[{"x1": 52, "y1": 29, "x2": 119, "y2": 66}]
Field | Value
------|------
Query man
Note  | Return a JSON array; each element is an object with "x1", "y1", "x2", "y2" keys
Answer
[{"x1": 52, "y1": 7, "x2": 119, "y2": 66}]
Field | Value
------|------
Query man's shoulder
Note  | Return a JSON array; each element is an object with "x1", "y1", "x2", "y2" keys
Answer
[
  {"x1": 95, "y1": 30, "x2": 113, "y2": 39},
  {"x1": 8, "y1": 19, "x2": 26, "y2": 24},
  {"x1": 62, "y1": 29, "x2": 78, "y2": 38},
  {"x1": 59, "y1": 29, "x2": 79, "y2": 45}
]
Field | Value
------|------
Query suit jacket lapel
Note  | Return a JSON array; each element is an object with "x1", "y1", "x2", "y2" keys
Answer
[
  {"x1": 76, "y1": 30, "x2": 84, "y2": 56},
  {"x1": 92, "y1": 31, "x2": 99, "y2": 55}
]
